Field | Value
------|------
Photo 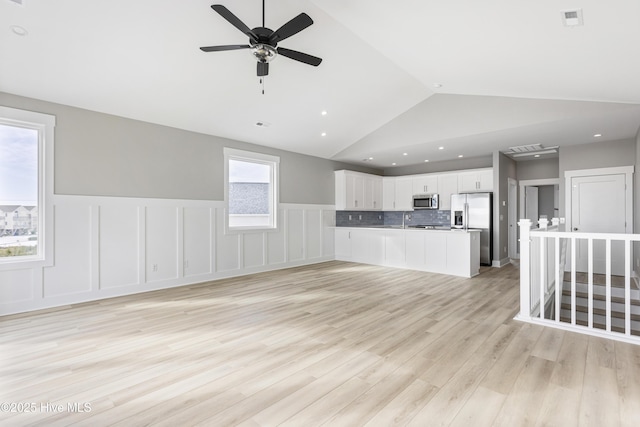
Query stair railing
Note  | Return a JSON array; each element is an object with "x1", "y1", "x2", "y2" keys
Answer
[{"x1": 517, "y1": 219, "x2": 640, "y2": 345}]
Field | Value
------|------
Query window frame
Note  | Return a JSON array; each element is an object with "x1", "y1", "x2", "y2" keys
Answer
[
  {"x1": 0, "y1": 106, "x2": 55, "y2": 270},
  {"x1": 223, "y1": 147, "x2": 279, "y2": 233}
]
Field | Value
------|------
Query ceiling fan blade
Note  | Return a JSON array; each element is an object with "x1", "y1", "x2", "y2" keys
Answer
[
  {"x1": 269, "y1": 13, "x2": 313, "y2": 44},
  {"x1": 257, "y1": 62, "x2": 269, "y2": 77},
  {"x1": 211, "y1": 4, "x2": 258, "y2": 41},
  {"x1": 277, "y1": 47, "x2": 322, "y2": 66},
  {"x1": 200, "y1": 44, "x2": 250, "y2": 52}
]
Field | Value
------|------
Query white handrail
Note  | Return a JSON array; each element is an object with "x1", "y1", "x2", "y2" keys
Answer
[{"x1": 517, "y1": 220, "x2": 640, "y2": 345}]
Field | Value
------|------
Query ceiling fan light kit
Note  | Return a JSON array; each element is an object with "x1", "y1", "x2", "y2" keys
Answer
[{"x1": 200, "y1": 1, "x2": 322, "y2": 91}]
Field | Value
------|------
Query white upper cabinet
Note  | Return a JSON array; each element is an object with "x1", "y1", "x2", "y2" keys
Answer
[
  {"x1": 382, "y1": 177, "x2": 396, "y2": 210},
  {"x1": 364, "y1": 175, "x2": 383, "y2": 210},
  {"x1": 395, "y1": 177, "x2": 414, "y2": 211},
  {"x1": 458, "y1": 168, "x2": 493, "y2": 192},
  {"x1": 382, "y1": 176, "x2": 414, "y2": 211},
  {"x1": 335, "y1": 170, "x2": 382, "y2": 210},
  {"x1": 437, "y1": 173, "x2": 458, "y2": 210},
  {"x1": 338, "y1": 167, "x2": 493, "y2": 211},
  {"x1": 412, "y1": 175, "x2": 439, "y2": 195}
]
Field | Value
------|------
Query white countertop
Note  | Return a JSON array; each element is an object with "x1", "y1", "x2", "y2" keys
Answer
[{"x1": 333, "y1": 226, "x2": 480, "y2": 233}]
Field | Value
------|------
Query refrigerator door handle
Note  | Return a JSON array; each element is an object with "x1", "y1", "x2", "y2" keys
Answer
[{"x1": 464, "y1": 202, "x2": 469, "y2": 230}]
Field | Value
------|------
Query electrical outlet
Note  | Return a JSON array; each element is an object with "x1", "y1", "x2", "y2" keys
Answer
[
  {"x1": 348, "y1": 214, "x2": 352, "y2": 221},
  {"x1": 359, "y1": 215, "x2": 362, "y2": 220}
]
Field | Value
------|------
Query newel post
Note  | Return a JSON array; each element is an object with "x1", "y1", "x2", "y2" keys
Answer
[{"x1": 518, "y1": 219, "x2": 532, "y2": 320}]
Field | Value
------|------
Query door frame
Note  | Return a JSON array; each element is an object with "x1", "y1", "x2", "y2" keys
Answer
[
  {"x1": 519, "y1": 178, "x2": 559, "y2": 227},
  {"x1": 508, "y1": 177, "x2": 518, "y2": 258},
  {"x1": 564, "y1": 166, "x2": 633, "y2": 235}
]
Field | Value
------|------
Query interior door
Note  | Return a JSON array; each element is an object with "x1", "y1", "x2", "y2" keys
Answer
[{"x1": 571, "y1": 174, "x2": 626, "y2": 275}]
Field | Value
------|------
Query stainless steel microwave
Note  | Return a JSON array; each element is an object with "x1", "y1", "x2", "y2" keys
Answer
[{"x1": 412, "y1": 193, "x2": 439, "y2": 210}]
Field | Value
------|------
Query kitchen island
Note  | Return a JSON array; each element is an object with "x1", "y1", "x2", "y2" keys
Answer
[{"x1": 335, "y1": 227, "x2": 481, "y2": 278}]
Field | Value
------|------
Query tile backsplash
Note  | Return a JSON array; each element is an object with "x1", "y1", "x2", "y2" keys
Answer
[{"x1": 336, "y1": 210, "x2": 451, "y2": 227}]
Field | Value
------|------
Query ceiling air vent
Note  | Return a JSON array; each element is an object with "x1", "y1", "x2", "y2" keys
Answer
[
  {"x1": 561, "y1": 9, "x2": 583, "y2": 27},
  {"x1": 7, "y1": 0, "x2": 25, "y2": 5}
]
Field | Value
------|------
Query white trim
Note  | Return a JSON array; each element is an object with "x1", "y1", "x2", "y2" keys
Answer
[
  {"x1": 223, "y1": 147, "x2": 280, "y2": 234},
  {"x1": 514, "y1": 315, "x2": 640, "y2": 346},
  {"x1": 0, "y1": 106, "x2": 55, "y2": 271},
  {"x1": 518, "y1": 178, "x2": 560, "y2": 226},
  {"x1": 492, "y1": 257, "x2": 511, "y2": 268},
  {"x1": 0, "y1": 196, "x2": 335, "y2": 316}
]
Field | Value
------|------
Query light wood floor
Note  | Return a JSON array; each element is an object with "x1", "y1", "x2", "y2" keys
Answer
[{"x1": 1, "y1": 261, "x2": 640, "y2": 426}]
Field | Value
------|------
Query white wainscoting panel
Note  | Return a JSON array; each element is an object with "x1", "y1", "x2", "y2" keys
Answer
[
  {"x1": 0, "y1": 196, "x2": 335, "y2": 316},
  {"x1": 183, "y1": 207, "x2": 213, "y2": 277},
  {"x1": 216, "y1": 208, "x2": 240, "y2": 273},
  {"x1": 243, "y1": 233, "x2": 265, "y2": 268},
  {"x1": 0, "y1": 269, "x2": 34, "y2": 303},
  {"x1": 267, "y1": 209, "x2": 286, "y2": 265},
  {"x1": 305, "y1": 210, "x2": 322, "y2": 260},
  {"x1": 287, "y1": 209, "x2": 305, "y2": 262},
  {"x1": 146, "y1": 206, "x2": 179, "y2": 283},
  {"x1": 99, "y1": 204, "x2": 140, "y2": 289},
  {"x1": 43, "y1": 203, "x2": 92, "y2": 297}
]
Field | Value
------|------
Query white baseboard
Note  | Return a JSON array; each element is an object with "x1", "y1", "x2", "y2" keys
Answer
[{"x1": 492, "y1": 257, "x2": 511, "y2": 268}]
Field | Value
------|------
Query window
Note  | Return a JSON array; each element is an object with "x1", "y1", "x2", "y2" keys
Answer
[
  {"x1": 224, "y1": 148, "x2": 279, "y2": 230},
  {"x1": 0, "y1": 106, "x2": 54, "y2": 268}
]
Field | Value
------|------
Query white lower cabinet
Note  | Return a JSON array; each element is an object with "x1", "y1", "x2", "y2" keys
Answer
[
  {"x1": 335, "y1": 228, "x2": 352, "y2": 259},
  {"x1": 335, "y1": 228, "x2": 480, "y2": 278},
  {"x1": 405, "y1": 232, "x2": 425, "y2": 268},
  {"x1": 384, "y1": 231, "x2": 405, "y2": 267}
]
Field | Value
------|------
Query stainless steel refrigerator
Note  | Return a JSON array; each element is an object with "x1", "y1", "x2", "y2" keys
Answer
[{"x1": 450, "y1": 192, "x2": 493, "y2": 266}]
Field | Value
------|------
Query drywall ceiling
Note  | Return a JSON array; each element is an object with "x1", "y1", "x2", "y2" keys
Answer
[{"x1": 2, "y1": 0, "x2": 640, "y2": 169}]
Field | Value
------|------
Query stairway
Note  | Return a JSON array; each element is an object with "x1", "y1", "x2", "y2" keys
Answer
[{"x1": 559, "y1": 272, "x2": 640, "y2": 336}]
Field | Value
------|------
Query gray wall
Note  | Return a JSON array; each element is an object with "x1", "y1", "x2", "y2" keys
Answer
[
  {"x1": 516, "y1": 157, "x2": 559, "y2": 181},
  {"x1": 1, "y1": 92, "x2": 380, "y2": 204},
  {"x1": 494, "y1": 151, "x2": 516, "y2": 264},
  {"x1": 558, "y1": 138, "x2": 636, "y2": 218},
  {"x1": 383, "y1": 155, "x2": 492, "y2": 176}
]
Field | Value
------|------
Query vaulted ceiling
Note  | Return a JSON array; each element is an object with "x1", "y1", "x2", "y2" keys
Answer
[{"x1": 2, "y1": 0, "x2": 640, "y2": 169}]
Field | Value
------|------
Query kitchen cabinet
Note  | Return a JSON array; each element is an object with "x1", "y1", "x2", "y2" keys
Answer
[
  {"x1": 437, "y1": 173, "x2": 458, "y2": 210},
  {"x1": 364, "y1": 175, "x2": 383, "y2": 210},
  {"x1": 395, "y1": 177, "x2": 414, "y2": 210},
  {"x1": 335, "y1": 170, "x2": 382, "y2": 210},
  {"x1": 412, "y1": 175, "x2": 438, "y2": 195},
  {"x1": 458, "y1": 169, "x2": 493, "y2": 192},
  {"x1": 334, "y1": 227, "x2": 480, "y2": 278},
  {"x1": 334, "y1": 228, "x2": 352, "y2": 259},
  {"x1": 382, "y1": 176, "x2": 413, "y2": 211}
]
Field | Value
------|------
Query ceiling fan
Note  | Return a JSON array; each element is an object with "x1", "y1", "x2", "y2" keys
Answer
[{"x1": 200, "y1": 1, "x2": 322, "y2": 79}]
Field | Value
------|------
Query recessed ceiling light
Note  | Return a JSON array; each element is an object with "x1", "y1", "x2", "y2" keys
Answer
[
  {"x1": 534, "y1": 154, "x2": 540, "y2": 158},
  {"x1": 321, "y1": 132, "x2": 326, "y2": 137},
  {"x1": 593, "y1": 133, "x2": 602, "y2": 137},
  {"x1": 392, "y1": 162, "x2": 397, "y2": 166},
  {"x1": 424, "y1": 160, "x2": 429, "y2": 163},
  {"x1": 433, "y1": 83, "x2": 443, "y2": 88},
  {"x1": 438, "y1": 146, "x2": 444, "y2": 150},
  {"x1": 10, "y1": 25, "x2": 28, "y2": 36},
  {"x1": 368, "y1": 157, "x2": 373, "y2": 160},
  {"x1": 321, "y1": 110, "x2": 327, "y2": 116},
  {"x1": 402, "y1": 152, "x2": 408, "y2": 156},
  {"x1": 458, "y1": 155, "x2": 463, "y2": 158}
]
